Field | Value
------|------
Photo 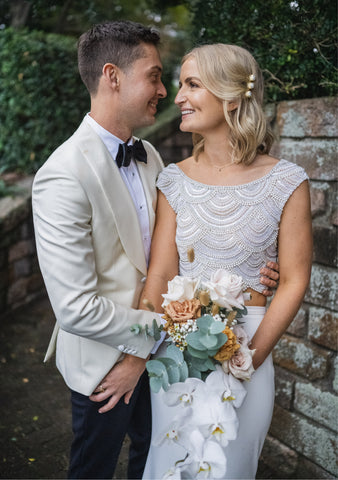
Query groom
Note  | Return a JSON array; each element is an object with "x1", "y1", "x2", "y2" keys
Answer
[
  {"x1": 32, "y1": 21, "x2": 167, "y2": 479},
  {"x1": 32, "y1": 20, "x2": 279, "y2": 480}
]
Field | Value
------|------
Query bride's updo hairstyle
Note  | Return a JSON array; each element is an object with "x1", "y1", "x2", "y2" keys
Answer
[{"x1": 183, "y1": 43, "x2": 274, "y2": 165}]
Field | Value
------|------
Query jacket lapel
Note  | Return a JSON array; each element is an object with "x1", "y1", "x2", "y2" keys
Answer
[{"x1": 76, "y1": 121, "x2": 148, "y2": 275}]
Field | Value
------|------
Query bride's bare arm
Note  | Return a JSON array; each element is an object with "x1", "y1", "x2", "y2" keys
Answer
[
  {"x1": 139, "y1": 190, "x2": 179, "y2": 312},
  {"x1": 250, "y1": 180, "x2": 312, "y2": 369}
]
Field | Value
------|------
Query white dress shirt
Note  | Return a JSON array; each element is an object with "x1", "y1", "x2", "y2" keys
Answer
[
  {"x1": 85, "y1": 114, "x2": 151, "y2": 265},
  {"x1": 85, "y1": 115, "x2": 165, "y2": 351}
]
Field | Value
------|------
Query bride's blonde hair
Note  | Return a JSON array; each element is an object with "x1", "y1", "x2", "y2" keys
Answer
[{"x1": 182, "y1": 44, "x2": 273, "y2": 165}]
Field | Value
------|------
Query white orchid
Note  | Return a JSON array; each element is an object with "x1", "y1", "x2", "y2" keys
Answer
[
  {"x1": 162, "y1": 275, "x2": 201, "y2": 307},
  {"x1": 205, "y1": 366, "x2": 247, "y2": 408},
  {"x1": 179, "y1": 429, "x2": 227, "y2": 479},
  {"x1": 196, "y1": 395, "x2": 239, "y2": 447},
  {"x1": 153, "y1": 411, "x2": 192, "y2": 448},
  {"x1": 162, "y1": 466, "x2": 182, "y2": 479},
  {"x1": 163, "y1": 378, "x2": 205, "y2": 408}
]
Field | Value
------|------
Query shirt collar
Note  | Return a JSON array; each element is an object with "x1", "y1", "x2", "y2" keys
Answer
[{"x1": 85, "y1": 113, "x2": 133, "y2": 161}]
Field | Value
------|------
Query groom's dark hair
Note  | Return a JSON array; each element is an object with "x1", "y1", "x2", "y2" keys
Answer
[{"x1": 78, "y1": 20, "x2": 161, "y2": 95}]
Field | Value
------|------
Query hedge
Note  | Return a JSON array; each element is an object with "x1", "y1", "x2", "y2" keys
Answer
[
  {"x1": 189, "y1": 0, "x2": 337, "y2": 102},
  {"x1": 0, "y1": 28, "x2": 89, "y2": 174}
]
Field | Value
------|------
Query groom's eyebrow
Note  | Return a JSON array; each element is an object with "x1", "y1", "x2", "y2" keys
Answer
[{"x1": 148, "y1": 66, "x2": 163, "y2": 74}]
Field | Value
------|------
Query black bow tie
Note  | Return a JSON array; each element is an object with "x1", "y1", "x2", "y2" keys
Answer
[{"x1": 116, "y1": 139, "x2": 147, "y2": 168}]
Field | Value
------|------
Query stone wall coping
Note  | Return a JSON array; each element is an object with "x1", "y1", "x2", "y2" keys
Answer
[{"x1": 0, "y1": 176, "x2": 33, "y2": 218}]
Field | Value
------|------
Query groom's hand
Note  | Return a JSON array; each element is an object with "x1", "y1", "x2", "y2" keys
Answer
[
  {"x1": 89, "y1": 354, "x2": 149, "y2": 413},
  {"x1": 260, "y1": 261, "x2": 279, "y2": 296}
]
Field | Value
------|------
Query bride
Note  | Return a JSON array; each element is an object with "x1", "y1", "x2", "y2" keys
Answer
[{"x1": 139, "y1": 43, "x2": 312, "y2": 479}]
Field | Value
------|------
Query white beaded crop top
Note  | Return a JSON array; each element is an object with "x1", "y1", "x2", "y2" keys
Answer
[{"x1": 157, "y1": 159, "x2": 308, "y2": 293}]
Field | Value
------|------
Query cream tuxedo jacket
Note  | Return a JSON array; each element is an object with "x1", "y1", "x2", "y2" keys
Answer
[{"x1": 32, "y1": 118, "x2": 164, "y2": 395}]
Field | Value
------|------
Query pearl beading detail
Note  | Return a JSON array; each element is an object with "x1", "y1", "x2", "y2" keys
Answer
[{"x1": 157, "y1": 159, "x2": 308, "y2": 293}]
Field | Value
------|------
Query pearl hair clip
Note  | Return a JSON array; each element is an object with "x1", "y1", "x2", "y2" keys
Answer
[{"x1": 245, "y1": 74, "x2": 256, "y2": 98}]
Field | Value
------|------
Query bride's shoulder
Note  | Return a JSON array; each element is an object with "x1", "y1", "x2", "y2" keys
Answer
[
  {"x1": 253, "y1": 154, "x2": 279, "y2": 169},
  {"x1": 175, "y1": 156, "x2": 195, "y2": 174}
]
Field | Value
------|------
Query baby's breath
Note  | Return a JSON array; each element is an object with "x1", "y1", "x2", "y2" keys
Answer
[{"x1": 168, "y1": 319, "x2": 198, "y2": 350}]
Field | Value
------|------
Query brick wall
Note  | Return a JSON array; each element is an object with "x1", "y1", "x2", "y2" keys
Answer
[
  {"x1": 0, "y1": 97, "x2": 337, "y2": 477},
  {"x1": 264, "y1": 97, "x2": 337, "y2": 479}
]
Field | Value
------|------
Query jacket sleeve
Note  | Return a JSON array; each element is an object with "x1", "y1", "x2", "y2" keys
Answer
[{"x1": 32, "y1": 161, "x2": 156, "y2": 359}]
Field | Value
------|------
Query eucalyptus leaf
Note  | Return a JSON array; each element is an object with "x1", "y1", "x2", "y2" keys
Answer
[
  {"x1": 186, "y1": 331, "x2": 205, "y2": 350},
  {"x1": 166, "y1": 344, "x2": 184, "y2": 364},
  {"x1": 130, "y1": 324, "x2": 142, "y2": 335},
  {"x1": 187, "y1": 365, "x2": 202, "y2": 379},
  {"x1": 146, "y1": 359, "x2": 167, "y2": 376},
  {"x1": 187, "y1": 344, "x2": 209, "y2": 359},
  {"x1": 149, "y1": 318, "x2": 162, "y2": 341},
  {"x1": 196, "y1": 315, "x2": 213, "y2": 331},
  {"x1": 213, "y1": 333, "x2": 228, "y2": 349},
  {"x1": 160, "y1": 358, "x2": 180, "y2": 384},
  {"x1": 178, "y1": 361, "x2": 189, "y2": 382},
  {"x1": 204, "y1": 357, "x2": 217, "y2": 371},
  {"x1": 209, "y1": 321, "x2": 226, "y2": 334},
  {"x1": 149, "y1": 376, "x2": 164, "y2": 393},
  {"x1": 200, "y1": 334, "x2": 218, "y2": 349},
  {"x1": 188, "y1": 355, "x2": 210, "y2": 372}
]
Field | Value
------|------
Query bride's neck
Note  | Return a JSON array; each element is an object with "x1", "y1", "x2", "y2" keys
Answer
[{"x1": 201, "y1": 136, "x2": 234, "y2": 168}]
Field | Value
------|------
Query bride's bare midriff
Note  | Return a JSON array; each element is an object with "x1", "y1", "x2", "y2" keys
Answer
[{"x1": 244, "y1": 288, "x2": 267, "y2": 307}]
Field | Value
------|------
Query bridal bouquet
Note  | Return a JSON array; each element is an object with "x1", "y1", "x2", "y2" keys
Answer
[
  {"x1": 146, "y1": 267, "x2": 254, "y2": 392},
  {"x1": 132, "y1": 251, "x2": 256, "y2": 479}
]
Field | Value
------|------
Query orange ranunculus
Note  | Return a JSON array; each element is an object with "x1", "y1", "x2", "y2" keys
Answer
[
  {"x1": 164, "y1": 299, "x2": 201, "y2": 323},
  {"x1": 214, "y1": 326, "x2": 240, "y2": 362}
]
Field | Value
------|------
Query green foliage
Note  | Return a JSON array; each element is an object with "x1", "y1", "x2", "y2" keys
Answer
[
  {"x1": 188, "y1": 0, "x2": 337, "y2": 101},
  {"x1": 130, "y1": 319, "x2": 163, "y2": 341},
  {"x1": 147, "y1": 344, "x2": 189, "y2": 392},
  {"x1": 0, "y1": 27, "x2": 89, "y2": 174},
  {"x1": 145, "y1": 314, "x2": 228, "y2": 392}
]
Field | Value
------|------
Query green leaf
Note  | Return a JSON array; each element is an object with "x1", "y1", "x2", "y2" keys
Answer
[
  {"x1": 146, "y1": 359, "x2": 167, "y2": 376},
  {"x1": 187, "y1": 344, "x2": 209, "y2": 359},
  {"x1": 130, "y1": 324, "x2": 142, "y2": 335},
  {"x1": 149, "y1": 376, "x2": 163, "y2": 393},
  {"x1": 178, "y1": 361, "x2": 189, "y2": 382},
  {"x1": 196, "y1": 315, "x2": 213, "y2": 331},
  {"x1": 146, "y1": 360, "x2": 169, "y2": 392},
  {"x1": 148, "y1": 318, "x2": 163, "y2": 341},
  {"x1": 200, "y1": 334, "x2": 218, "y2": 349},
  {"x1": 166, "y1": 344, "x2": 184, "y2": 363},
  {"x1": 160, "y1": 357, "x2": 180, "y2": 384},
  {"x1": 209, "y1": 321, "x2": 226, "y2": 334}
]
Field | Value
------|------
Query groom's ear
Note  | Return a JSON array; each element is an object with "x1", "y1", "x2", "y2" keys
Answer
[{"x1": 102, "y1": 63, "x2": 120, "y2": 90}]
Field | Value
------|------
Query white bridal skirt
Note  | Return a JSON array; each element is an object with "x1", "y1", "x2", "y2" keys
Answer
[{"x1": 142, "y1": 307, "x2": 275, "y2": 480}]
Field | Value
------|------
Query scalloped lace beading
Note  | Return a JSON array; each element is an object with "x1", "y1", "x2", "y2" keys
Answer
[{"x1": 157, "y1": 159, "x2": 308, "y2": 293}]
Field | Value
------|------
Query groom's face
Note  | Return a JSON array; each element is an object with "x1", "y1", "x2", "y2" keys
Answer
[{"x1": 117, "y1": 43, "x2": 167, "y2": 131}]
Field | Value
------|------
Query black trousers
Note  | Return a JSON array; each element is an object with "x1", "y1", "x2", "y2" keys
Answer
[{"x1": 68, "y1": 371, "x2": 151, "y2": 479}]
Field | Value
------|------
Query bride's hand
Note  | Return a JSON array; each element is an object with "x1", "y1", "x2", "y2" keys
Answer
[{"x1": 89, "y1": 354, "x2": 149, "y2": 413}]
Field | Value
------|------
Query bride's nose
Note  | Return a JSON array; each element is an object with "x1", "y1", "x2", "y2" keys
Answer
[{"x1": 175, "y1": 89, "x2": 187, "y2": 106}]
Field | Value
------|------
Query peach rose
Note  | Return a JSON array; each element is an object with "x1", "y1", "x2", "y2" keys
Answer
[{"x1": 164, "y1": 299, "x2": 201, "y2": 323}]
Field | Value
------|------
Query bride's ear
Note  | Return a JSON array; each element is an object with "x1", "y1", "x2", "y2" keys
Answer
[{"x1": 227, "y1": 102, "x2": 238, "y2": 112}]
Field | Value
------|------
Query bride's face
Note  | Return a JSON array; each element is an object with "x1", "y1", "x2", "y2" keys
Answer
[{"x1": 174, "y1": 57, "x2": 226, "y2": 136}]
